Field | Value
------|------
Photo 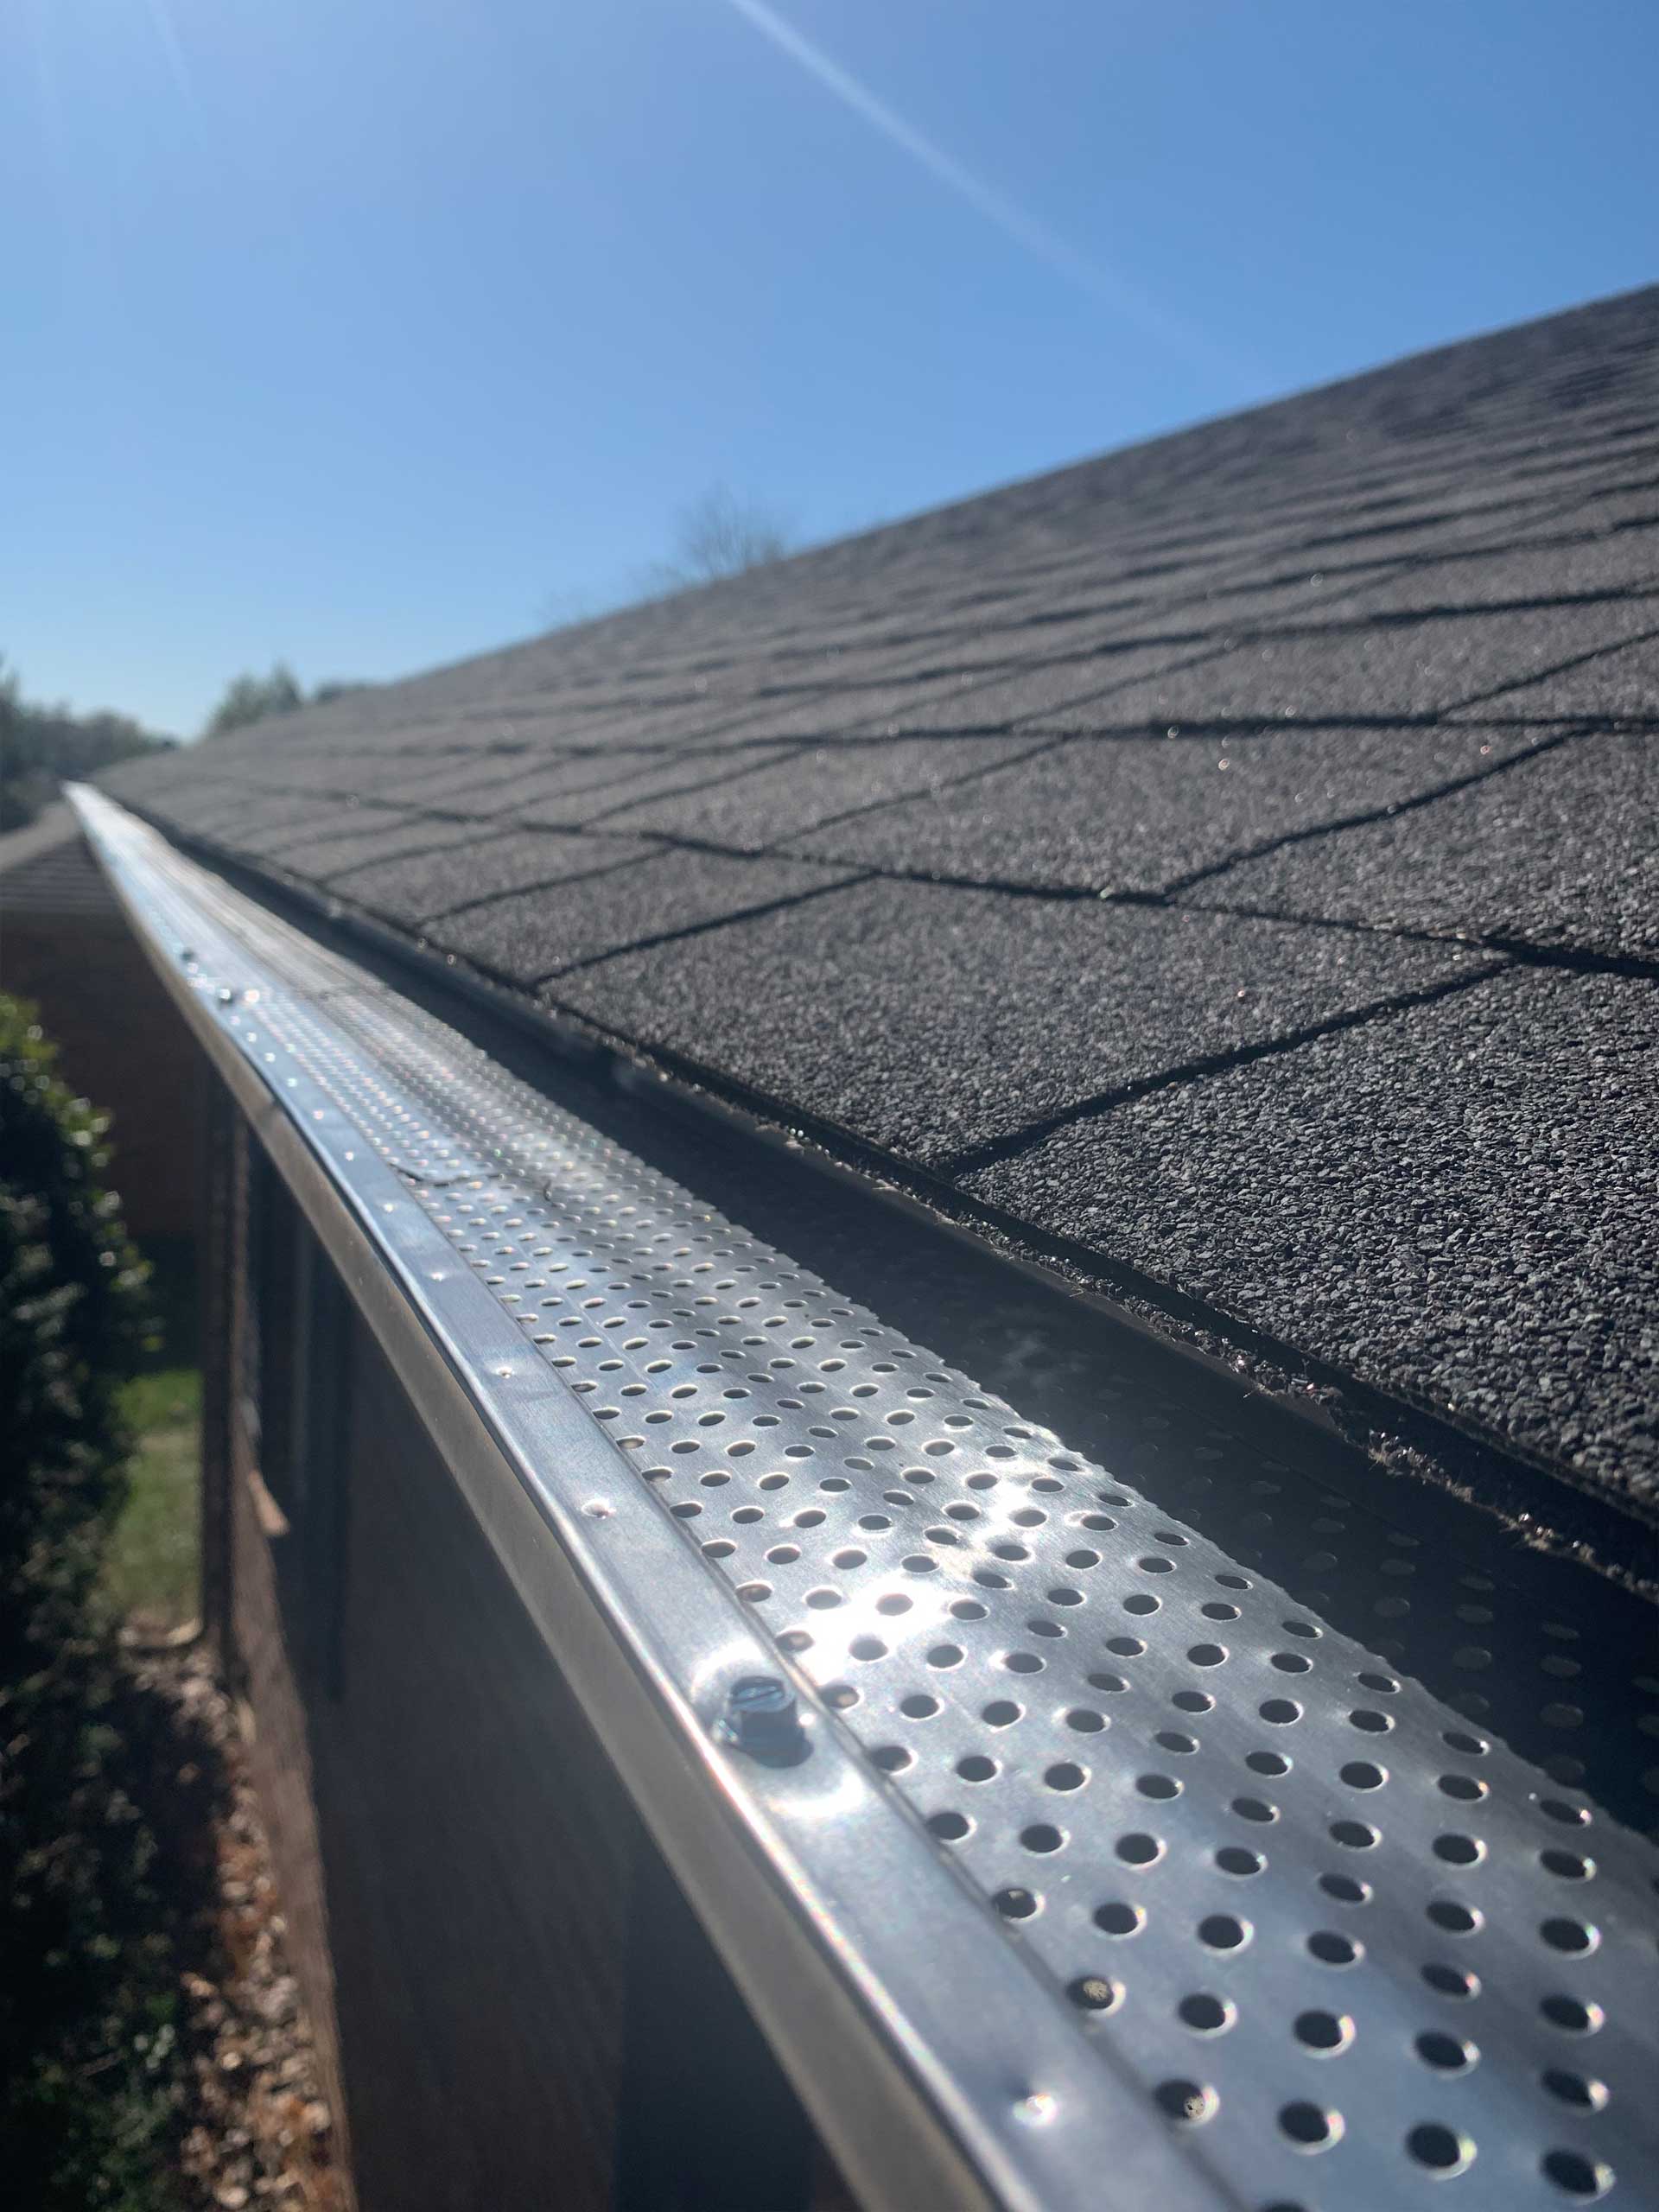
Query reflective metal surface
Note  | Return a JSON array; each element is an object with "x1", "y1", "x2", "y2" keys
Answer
[{"x1": 73, "y1": 785, "x2": 1659, "y2": 2212}]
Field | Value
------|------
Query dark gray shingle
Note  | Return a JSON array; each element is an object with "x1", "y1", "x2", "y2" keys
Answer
[
  {"x1": 1182, "y1": 729, "x2": 1659, "y2": 957},
  {"x1": 549, "y1": 879, "x2": 1487, "y2": 1165},
  {"x1": 784, "y1": 727, "x2": 1554, "y2": 894},
  {"x1": 966, "y1": 968, "x2": 1659, "y2": 1506}
]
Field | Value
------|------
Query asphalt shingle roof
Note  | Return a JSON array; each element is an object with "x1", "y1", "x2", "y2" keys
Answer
[
  {"x1": 968, "y1": 968, "x2": 1659, "y2": 1493},
  {"x1": 0, "y1": 803, "x2": 117, "y2": 919},
  {"x1": 102, "y1": 286, "x2": 1659, "y2": 1521}
]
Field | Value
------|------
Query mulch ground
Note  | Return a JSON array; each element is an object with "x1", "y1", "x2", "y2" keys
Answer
[{"x1": 137, "y1": 1647, "x2": 346, "y2": 2212}]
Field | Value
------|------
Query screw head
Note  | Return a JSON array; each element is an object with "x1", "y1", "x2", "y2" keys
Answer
[{"x1": 722, "y1": 1674, "x2": 808, "y2": 1764}]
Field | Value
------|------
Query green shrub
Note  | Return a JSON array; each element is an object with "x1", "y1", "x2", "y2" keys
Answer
[
  {"x1": 0, "y1": 995, "x2": 209, "y2": 2207},
  {"x1": 0, "y1": 996, "x2": 149, "y2": 1598}
]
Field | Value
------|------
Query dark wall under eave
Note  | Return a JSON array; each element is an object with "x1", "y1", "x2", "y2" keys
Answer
[
  {"x1": 222, "y1": 1136, "x2": 821, "y2": 2212},
  {"x1": 231, "y1": 1281, "x2": 640, "y2": 2210},
  {"x1": 0, "y1": 905, "x2": 200, "y2": 1243}
]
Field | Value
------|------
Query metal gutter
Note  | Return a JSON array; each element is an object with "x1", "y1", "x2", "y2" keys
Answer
[{"x1": 72, "y1": 785, "x2": 1658, "y2": 2212}]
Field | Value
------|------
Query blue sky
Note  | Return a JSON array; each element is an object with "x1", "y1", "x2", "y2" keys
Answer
[{"x1": 5, "y1": 0, "x2": 1656, "y2": 738}]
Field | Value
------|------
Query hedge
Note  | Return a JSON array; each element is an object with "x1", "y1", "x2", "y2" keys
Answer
[{"x1": 0, "y1": 993, "x2": 205, "y2": 2208}]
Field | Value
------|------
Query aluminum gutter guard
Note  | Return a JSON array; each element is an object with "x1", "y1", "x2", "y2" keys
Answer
[{"x1": 72, "y1": 785, "x2": 1658, "y2": 2212}]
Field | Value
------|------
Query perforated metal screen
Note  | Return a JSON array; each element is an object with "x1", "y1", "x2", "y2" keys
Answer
[{"x1": 80, "y1": 790, "x2": 1658, "y2": 2212}]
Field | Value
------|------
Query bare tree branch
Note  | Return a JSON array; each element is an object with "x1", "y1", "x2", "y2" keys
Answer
[{"x1": 642, "y1": 487, "x2": 793, "y2": 593}]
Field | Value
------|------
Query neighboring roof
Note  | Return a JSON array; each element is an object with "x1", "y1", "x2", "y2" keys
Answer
[
  {"x1": 0, "y1": 802, "x2": 118, "y2": 920},
  {"x1": 100, "y1": 286, "x2": 1659, "y2": 1523}
]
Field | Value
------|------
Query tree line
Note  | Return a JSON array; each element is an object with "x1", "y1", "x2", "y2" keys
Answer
[
  {"x1": 0, "y1": 659, "x2": 366, "y2": 833},
  {"x1": 0, "y1": 662, "x2": 174, "y2": 835}
]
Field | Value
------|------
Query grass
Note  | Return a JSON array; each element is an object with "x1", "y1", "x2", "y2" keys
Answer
[
  {"x1": 101, "y1": 1237, "x2": 203, "y2": 1633},
  {"x1": 105, "y1": 1367, "x2": 202, "y2": 1630}
]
